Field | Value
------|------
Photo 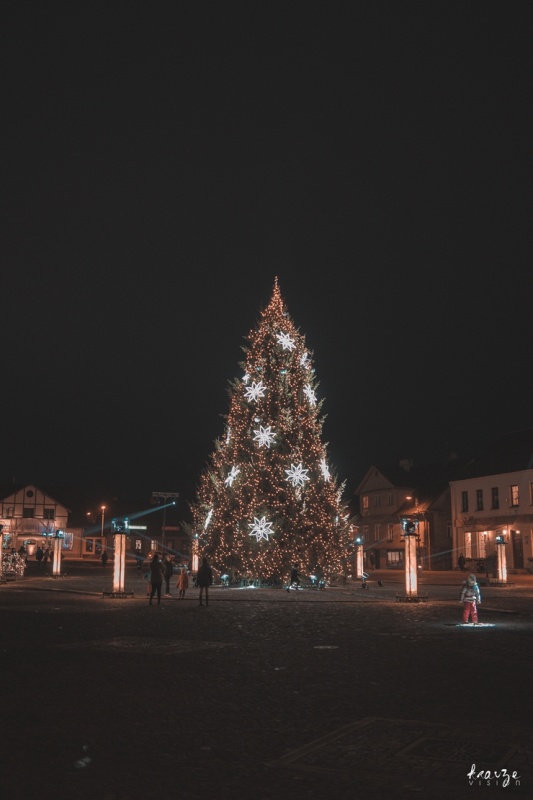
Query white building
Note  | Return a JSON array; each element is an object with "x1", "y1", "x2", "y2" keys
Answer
[
  {"x1": 450, "y1": 429, "x2": 533, "y2": 573},
  {"x1": 0, "y1": 484, "x2": 83, "y2": 557}
]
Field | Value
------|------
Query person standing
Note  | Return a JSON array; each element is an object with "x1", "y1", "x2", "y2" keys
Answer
[
  {"x1": 458, "y1": 553, "x2": 466, "y2": 572},
  {"x1": 289, "y1": 564, "x2": 300, "y2": 588},
  {"x1": 197, "y1": 557, "x2": 213, "y2": 606},
  {"x1": 101, "y1": 550, "x2": 109, "y2": 568},
  {"x1": 35, "y1": 546, "x2": 44, "y2": 568},
  {"x1": 460, "y1": 573, "x2": 481, "y2": 624},
  {"x1": 177, "y1": 567, "x2": 189, "y2": 599},
  {"x1": 149, "y1": 553, "x2": 165, "y2": 606},
  {"x1": 163, "y1": 555, "x2": 174, "y2": 597}
]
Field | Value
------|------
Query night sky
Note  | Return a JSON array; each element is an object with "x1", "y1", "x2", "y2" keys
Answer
[{"x1": 3, "y1": 3, "x2": 530, "y2": 513}]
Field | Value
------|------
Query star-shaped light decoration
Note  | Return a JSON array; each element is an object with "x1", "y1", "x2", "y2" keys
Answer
[
  {"x1": 304, "y1": 384, "x2": 317, "y2": 406},
  {"x1": 285, "y1": 463, "x2": 310, "y2": 488},
  {"x1": 244, "y1": 381, "x2": 266, "y2": 402},
  {"x1": 224, "y1": 466, "x2": 240, "y2": 487},
  {"x1": 249, "y1": 516, "x2": 274, "y2": 542},
  {"x1": 320, "y1": 458, "x2": 331, "y2": 481},
  {"x1": 242, "y1": 373, "x2": 250, "y2": 384},
  {"x1": 204, "y1": 508, "x2": 213, "y2": 529},
  {"x1": 276, "y1": 331, "x2": 296, "y2": 351},
  {"x1": 253, "y1": 425, "x2": 276, "y2": 449},
  {"x1": 300, "y1": 351, "x2": 310, "y2": 368}
]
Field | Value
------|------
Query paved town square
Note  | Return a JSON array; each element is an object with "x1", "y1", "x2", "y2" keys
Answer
[{"x1": 1, "y1": 564, "x2": 531, "y2": 800}]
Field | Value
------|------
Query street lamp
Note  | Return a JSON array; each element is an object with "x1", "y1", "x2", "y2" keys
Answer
[
  {"x1": 151, "y1": 491, "x2": 179, "y2": 554},
  {"x1": 52, "y1": 530, "x2": 65, "y2": 577},
  {"x1": 354, "y1": 536, "x2": 364, "y2": 579},
  {"x1": 496, "y1": 533, "x2": 508, "y2": 584},
  {"x1": 101, "y1": 505, "x2": 106, "y2": 538},
  {"x1": 401, "y1": 517, "x2": 419, "y2": 598}
]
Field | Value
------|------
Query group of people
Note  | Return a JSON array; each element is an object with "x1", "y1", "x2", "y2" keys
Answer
[
  {"x1": 34, "y1": 545, "x2": 53, "y2": 566},
  {"x1": 144, "y1": 554, "x2": 212, "y2": 606},
  {"x1": 135, "y1": 550, "x2": 484, "y2": 622}
]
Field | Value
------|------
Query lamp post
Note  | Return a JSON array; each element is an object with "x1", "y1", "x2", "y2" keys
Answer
[
  {"x1": 101, "y1": 505, "x2": 106, "y2": 538},
  {"x1": 192, "y1": 533, "x2": 199, "y2": 573},
  {"x1": 112, "y1": 518, "x2": 129, "y2": 594},
  {"x1": 496, "y1": 533, "x2": 508, "y2": 584},
  {"x1": 151, "y1": 491, "x2": 180, "y2": 554},
  {"x1": 52, "y1": 530, "x2": 64, "y2": 577},
  {"x1": 354, "y1": 536, "x2": 364, "y2": 579},
  {"x1": 401, "y1": 517, "x2": 419, "y2": 598}
]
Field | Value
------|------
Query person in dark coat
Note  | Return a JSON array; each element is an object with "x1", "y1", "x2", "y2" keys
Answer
[
  {"x1": 101, "y1": 550, "x2": 109, "y2": 567},
  {"x1": 149, "y1": 553, "x2": 165, "y2": 606},
  {"x1": 196, "y1": 557, "x2": 213, "y2": 606},
  {"x1": 163, "y1": 555, "x2": 174, "y2": 597},
  {"x1": 458, "y1": 553, "x2": 466, "y2": 572},
  {"x1": 35, "y1": 546, "x2": 44, "y2": 568}
]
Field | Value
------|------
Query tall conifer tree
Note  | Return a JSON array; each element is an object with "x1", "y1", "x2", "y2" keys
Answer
[{"x1": 191, "y1": 279, "x2": 351, "y2": 583}]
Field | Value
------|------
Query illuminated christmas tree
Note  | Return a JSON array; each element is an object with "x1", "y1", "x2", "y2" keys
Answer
[{"x1": 190, "y1": 278, "x2": 351, "y2": 584}]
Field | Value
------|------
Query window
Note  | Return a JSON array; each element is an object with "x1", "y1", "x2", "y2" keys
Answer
[
  {"x1": 478, "y1": 532, "x2": 487, "y2": 558},
  {"x1": 43, "y1": 508, "x2": 55, "y2": 520},
  {"x1": 461, "y1": 491, "x2": 469, "y2": 513},
  {"x1": 135, "y1": 540, "x2": 142, "y2": 553},
  {"x1": 465, "y1": 531, "x2": 472, "y2": 558},
  {"x1": 23, "y1": 508, "x2": 34, "y2": 518},
  {"x1": 387, "y1": 523, "x2": 394, "y2": 541},
  {"x1": 476, "y1": 489, "x2": 483, "y2": 511},
  {"x1": 373, "y1": 494, "x2": 381, "y2": 508},
  {"x1": 510, "y1": 485, "x2": 519, "y2": 507},
  {"x1": 374, "y1": 523, "x2": 381, "y2": 541},
  {"x1": 387, "y1": 551, "x2": 403, "y2": 567},
  {"x1": 150, "y1": 540, "x2": 159, "y2": 552},
  {"x1": 362, "y1": 496, "x2": 369, "y2": 511},
  {"x1": 491, "y1": 487, "x2": 499, "y2": 510},
  {"x1": 386, "y1": 492, "x2": 393, "y2": 506}
]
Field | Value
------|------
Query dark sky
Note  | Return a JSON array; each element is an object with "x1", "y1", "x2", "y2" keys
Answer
[{"x1": 2, "y1": 2, "x2": 530, "y2": 511}]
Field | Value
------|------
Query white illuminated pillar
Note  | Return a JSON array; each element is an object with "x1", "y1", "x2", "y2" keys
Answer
[
  {"x1": 355, "y1": 542, "x2": 364, "y2": 579},
  {"x1": 52, "y1": 534, "x2": 63, "y2": 576},
  {"x1": 0, "y1": 525, "x2": 4, "y2": 577},
  {"x1": 113, "y1": 534, "x2": 127, "y2": 593},
  {"x1": 192, "y1": 535, "x2": 199, "y2": 573},
  {"x1": 497, "y1": 538, "x2": 507, "y2": 583},
  {"x1": 404, "y1": 531, "x2": 418, "y2": 597}
]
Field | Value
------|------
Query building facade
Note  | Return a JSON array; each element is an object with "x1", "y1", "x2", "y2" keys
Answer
[
  {"x1": 354, "y1": 458, "x2": 461, "y2": 571},
  {"x1": 0, "y1": 484, "x2": 85, "y2": 557},
  {"x1": 450, "y1": 431, "x2": 533, "y2": 573}
]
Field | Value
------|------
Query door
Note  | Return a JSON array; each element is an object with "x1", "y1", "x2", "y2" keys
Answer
[{"x1": 511, "y1": 530, "x2": 524, "y2": 569}]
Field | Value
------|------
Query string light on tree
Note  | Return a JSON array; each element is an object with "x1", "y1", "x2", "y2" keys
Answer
[{"x1": 188, "y1": 278, "x2": 351, "y2": 583}]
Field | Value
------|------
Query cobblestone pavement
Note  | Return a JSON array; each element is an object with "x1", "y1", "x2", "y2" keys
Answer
[{"x1": 1, "y1": 565, "x2": 532, "y2": 800}]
